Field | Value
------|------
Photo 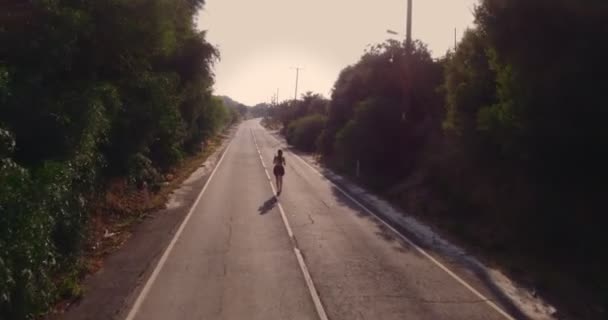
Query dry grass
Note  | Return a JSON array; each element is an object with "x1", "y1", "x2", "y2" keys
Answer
[{"x1": 84, "y1": 134, "x2": 224, "y2": 272}]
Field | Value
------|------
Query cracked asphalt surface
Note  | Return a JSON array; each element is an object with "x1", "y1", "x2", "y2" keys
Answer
[{"x1": 128, "y1": 120, "x2": 514, "y2": 320}]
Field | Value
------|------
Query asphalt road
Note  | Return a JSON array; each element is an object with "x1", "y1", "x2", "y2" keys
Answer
[{"x1": 124, "y1": 119, "x2": 517, "y2": 320}]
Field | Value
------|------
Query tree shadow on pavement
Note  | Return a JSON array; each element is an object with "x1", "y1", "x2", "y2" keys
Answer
[
  {"x1": 258, "y1": 196, "x2": 278, "y2": 215},
  {"x1": 274, "y1": 136, "x2": 531, "y2": 319},
  {"x1": 327, "y1": 182, "x2": 531, "y2": 320}
]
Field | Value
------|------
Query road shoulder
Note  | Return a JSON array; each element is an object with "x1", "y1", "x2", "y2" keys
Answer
[{"x1": 57, "y1": 129, "x2": 236, "y2": 320}]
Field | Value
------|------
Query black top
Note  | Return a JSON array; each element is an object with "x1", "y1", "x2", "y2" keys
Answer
[{"x1": 273, "y1": 155, "x2": 285, "y2": 166}]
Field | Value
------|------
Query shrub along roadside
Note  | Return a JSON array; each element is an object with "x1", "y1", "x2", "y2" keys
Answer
[
  {"x1": 286, "y1": 114, "x2": 327, "y2": 153},
  {"x1": 0, "y1": 120, "x2": 236, "y2": 320},
  {"x1": 0, "y1": 1, "x2": 242, "y2": 319}
]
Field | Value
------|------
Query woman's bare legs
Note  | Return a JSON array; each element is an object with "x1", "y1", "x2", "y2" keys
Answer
[{"x1": 275, "y1": 175, "x2": 281, "y2": 195}]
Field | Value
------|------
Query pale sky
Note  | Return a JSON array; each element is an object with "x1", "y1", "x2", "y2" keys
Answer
[{"x1": 197, "y1": 0, "x2": 478, "y2": 106}]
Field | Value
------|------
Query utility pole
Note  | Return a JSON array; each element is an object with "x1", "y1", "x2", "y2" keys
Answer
[
  {"x1": 404, "y1": 0, "x2": 413, "y2": 121},
  {"x1": 406, "y1": 0, "x2": 413, "y2": 50},
  {"x1": 276, "y1": 88, "x2": 280, "y2": 104},
  {"x1": 292, "y1": 67, "x2": 303, "y2": 101},
  {"x1": 454, "y1": 28, "x2": 457, "y2": 51}
]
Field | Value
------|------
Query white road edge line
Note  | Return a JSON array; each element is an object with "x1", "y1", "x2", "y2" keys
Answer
[
  {"x1": 250, "y1": 128, "x2": 329, "y2": 320},
  {"x1": 260, "y1": 124, "x2": 516, "y2": 320},
  {"x1": 125, "y1": 140, "x2": 234, "y2": 320}
]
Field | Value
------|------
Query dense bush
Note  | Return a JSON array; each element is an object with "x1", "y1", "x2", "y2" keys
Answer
[
  {"x1": 442, "y1": 1, "x2": 608, "y2": 315},
  {"x1": 270, "y1": 41, "x2": 444, "y2": 187},
  {"x1": 0, "y1": 0, "x2": 231, "y2": 318},
  {"x1": 266, "y1": 92, "x2": 329, "y2": 146},
  {"x1": 286, "y1": 114, "x2": 327, "y2": 152},
  {"x1": 0, "y1": 129, "x2": 94, "y2": 318},
  {"x1": 334, "y1": 98, "x2": 405, "y2": 184},
  {"x1": 322, "y1": 40, "x2": 444, "y2": 185},
  {"x1": 441, "y1": 0, "x2": 608, "y2": 254}
]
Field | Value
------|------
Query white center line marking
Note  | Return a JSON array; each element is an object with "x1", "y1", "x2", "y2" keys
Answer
[
  {"x1": 250, "y1": 128, "x2": 329, "y2": 320},
  {"x1": 125, "y1": 139, "x2": 234, "y2": 320},
  {"x1": 259, "y1": 123, "x2": 515, "y2": 320}
]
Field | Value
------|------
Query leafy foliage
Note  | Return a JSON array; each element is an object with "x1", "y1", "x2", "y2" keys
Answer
[
  {"x1": 319, "y1": 40, "x2": 444, "y2": 185},
  {"x1": 250, "y1": 103, "x2": 271, "y2": 118},
  {"x1": 266, "y1": 92, "x2": 329, "y2": 134},
  {"x1": 0, "y1": 0, "x2": 234, "y2": 318},
  {"x1": 286, "y1": 114, "x2": 327, "y2": 152},
  {"x1": 266, "y1": 40, "x2": 443, "y2": 188},
  {"x1": 217, "y1": 95, "x2": 249, "y2": 121},
  {"x1": 443, "y1": 1, "x2": 608, "y2": 316}
]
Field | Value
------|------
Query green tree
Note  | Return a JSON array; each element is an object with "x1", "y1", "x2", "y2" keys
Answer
[
  {"x1": 320, "y1": 40, "x2": 443, "y2": 185},
  {"x1": 0, "y1": 0, "x2": 223, "y2": 318},
  {"x1": 286, "y1": 114, "x2": 327, "y2": 152},
  {"x1": 439, "y1": 2, "x2": 608, "y2": 316}
]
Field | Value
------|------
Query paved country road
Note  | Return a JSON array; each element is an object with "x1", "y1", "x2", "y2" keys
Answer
[{"x1": 123, "y1": 119, "x2": 520, "y2": 320}]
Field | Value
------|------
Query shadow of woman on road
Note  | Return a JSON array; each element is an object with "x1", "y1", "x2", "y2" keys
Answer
[{"x1": 258, "y1": 196, "x2": 278, "y2": 215}]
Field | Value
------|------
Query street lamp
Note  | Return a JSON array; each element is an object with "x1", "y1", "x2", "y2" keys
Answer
[{"x1": 387, "y1": 0, "x2": 412, "y2": 50}]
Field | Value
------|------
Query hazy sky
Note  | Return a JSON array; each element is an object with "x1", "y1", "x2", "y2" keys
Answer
[{"x1": 197, "y1": 0, "x2": 478, "y2": 106}]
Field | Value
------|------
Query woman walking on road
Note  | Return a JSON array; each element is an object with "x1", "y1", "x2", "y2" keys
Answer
[{"x1": 273, "y1": 149, "x2": 286, "y2": 195}]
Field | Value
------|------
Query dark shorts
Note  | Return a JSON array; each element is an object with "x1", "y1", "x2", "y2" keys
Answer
[{"x1": 273, "y1": 165, "x2": 285, "y2": 176}]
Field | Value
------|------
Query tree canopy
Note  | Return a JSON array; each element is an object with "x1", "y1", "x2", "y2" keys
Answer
[{"x1": 0, "y1": 1, "x2": 233, "y2": 318}]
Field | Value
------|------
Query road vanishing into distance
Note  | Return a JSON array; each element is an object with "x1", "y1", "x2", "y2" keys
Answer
[{"x1": 124, "y1": 119, "x2": 518, "y2": 320}]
